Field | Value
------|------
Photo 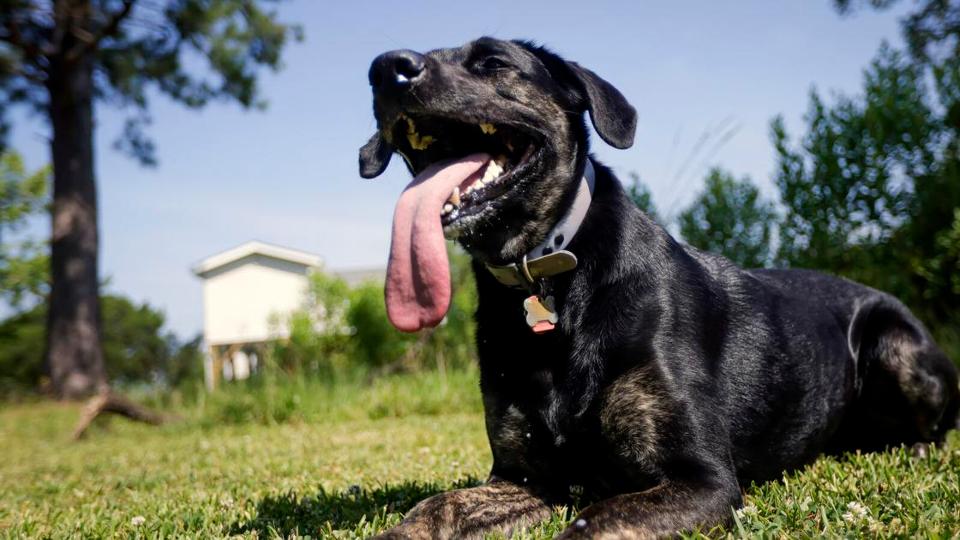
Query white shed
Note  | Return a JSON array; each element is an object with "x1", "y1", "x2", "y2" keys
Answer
[{"x1": 193, "y1": 241, "x2": 322, "y2": 389}]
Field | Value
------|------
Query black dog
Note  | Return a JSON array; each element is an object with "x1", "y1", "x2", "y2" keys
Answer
[{"x1": 359, "y1": 37, "x2": 960, "y2": 539}]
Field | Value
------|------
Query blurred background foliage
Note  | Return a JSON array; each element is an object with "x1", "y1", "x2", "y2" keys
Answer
[
  {"x1": 0, "y1": 0, "x2": 958, "y2": 425},
  {"x1": 678, "y1": 167, "x2": 777, "y2": 269},
  {"x1": 267, "y1": 247, "x2": 478, "y2": 379},
  {"x1": 665, "y1": 36, "x2": 960, "y2": 359},
  {"x1": 0, "y1": 152, "x2": 49, "y2": 309},
  {"x1": 0, "y1": 295, "x2": 204, "y2": 399}
]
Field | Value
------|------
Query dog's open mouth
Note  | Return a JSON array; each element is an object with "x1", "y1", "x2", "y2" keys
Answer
[
  {"x1": 383, "y1": 112, "x2": 542, "y2": 333},
  {"x1": 389, "y1": 113, "x2": 540, "y2": 228}
]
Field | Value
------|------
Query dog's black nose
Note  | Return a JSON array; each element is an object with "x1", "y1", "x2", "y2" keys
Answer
[{"x1": 369, "y1": 49, "x2": 426, "y2": 91}]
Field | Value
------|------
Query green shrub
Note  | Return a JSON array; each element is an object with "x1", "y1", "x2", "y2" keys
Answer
[
  {"x1": 269, "y1": 245, "x2": 479, "y2": 377},
  {"x1": 346, "y1": 281, "x2": 416, "y2": 368},
  {"x1": 0, "y1": 294, "x2": 203, "y2": 396}
]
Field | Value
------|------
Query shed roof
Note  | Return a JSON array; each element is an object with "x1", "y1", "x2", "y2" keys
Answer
[{"x1": 192, "y1": 241, "x2": 323, "y2": 278}]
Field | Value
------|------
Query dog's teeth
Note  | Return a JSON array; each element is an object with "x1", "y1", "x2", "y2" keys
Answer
[
  {"x1": 479, "y1": 160, "x2": 504, "y2": 185},
  {"x1": 404, "y1": 116, "x2": 435, "y2": 150},
  {"x1": 479, "y1": 123, "x2": 497, "y2": 135},
  {"x1": 449, "y1": 187, "x2": 461, "y2": 207},
  {"x1": 443, "y1": 203, "x2": 454, "y2": 214}
]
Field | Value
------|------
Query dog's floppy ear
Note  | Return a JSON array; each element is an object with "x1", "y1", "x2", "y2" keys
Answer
[
  {"x1": 359, "y1": 133, "x2": 393, "y2": 178},
  {"x1": 567, "y1": 61, "x2": 637, "y2": 149}
]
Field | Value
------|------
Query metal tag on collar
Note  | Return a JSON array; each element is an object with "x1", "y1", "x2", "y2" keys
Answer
[{"x1": 524, "y1": 294, "x2": 558, "y2": 334}]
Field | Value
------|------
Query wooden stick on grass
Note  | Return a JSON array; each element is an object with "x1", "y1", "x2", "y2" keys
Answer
[{"x1": 72, "y1": 391, "x2": 173, "y2": 440}]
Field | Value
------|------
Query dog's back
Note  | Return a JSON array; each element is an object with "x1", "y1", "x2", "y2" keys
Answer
[{"x1": 687, "y1": 256, "x2": 960, "y2": 479}]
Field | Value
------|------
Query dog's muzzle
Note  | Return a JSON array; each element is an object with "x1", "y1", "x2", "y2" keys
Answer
[{"x1": 369, "y1": 49, "x2": 426, "y2": 93}]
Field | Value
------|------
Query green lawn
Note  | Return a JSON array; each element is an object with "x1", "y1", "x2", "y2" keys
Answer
[{"x1": 1, "y1": 378, "x2": 958, "y2": 539}]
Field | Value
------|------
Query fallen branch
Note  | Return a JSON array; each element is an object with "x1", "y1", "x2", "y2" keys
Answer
[{"x1": 72, "y1": 390, "x2": 174, "y2": 440}]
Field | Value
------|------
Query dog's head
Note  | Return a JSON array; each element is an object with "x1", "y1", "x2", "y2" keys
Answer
[{"x1": 360, "y1": 37, "x2": 637, "y2": 263}]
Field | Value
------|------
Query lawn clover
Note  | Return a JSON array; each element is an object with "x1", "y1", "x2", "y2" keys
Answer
[
  {"x1": 735, "y1": 504, "x2": 758, "y2": 518},
  {"x1": 130, "y1": 516, "x2": 146, "y2": 527},
  {"x1": 841, "y1": 501, "x2": 869, "y2": 524}
]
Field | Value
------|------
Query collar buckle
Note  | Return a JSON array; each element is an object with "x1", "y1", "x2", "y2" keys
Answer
[{"x1": 484, "y1": 250, "x2": 579, "y2": 290}]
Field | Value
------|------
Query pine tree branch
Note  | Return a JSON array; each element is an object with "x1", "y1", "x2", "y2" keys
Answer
[
  {"x1": 1, "y1": 15, "x2": 46, "y2": 62},
  {"x1": 66, "y1": 0, "x2": 136, "y2": 62}
]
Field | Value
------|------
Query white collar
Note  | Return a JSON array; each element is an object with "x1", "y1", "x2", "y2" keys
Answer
[
  {"x1": 528, "y1": 158, "x2": 595, "y2": 259},
  {"x1": 482, "y1": 158, "x2": 596, "y2": 290}
]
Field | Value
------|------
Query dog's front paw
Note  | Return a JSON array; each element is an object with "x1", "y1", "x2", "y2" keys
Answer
[{"x1": 557, "y1": 514, "x2": 656, "y2": 540}]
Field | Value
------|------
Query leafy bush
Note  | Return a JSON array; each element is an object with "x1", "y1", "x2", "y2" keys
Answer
[
  {"x1": 346, "y1": 281, "x2": 417, "y2": 368},
  {"x1": 268, "y1": 269, "x2": 352, "y2": 375},
  {"x1": 268, "y1": 245, "x2": 478, "y2": 378},
  {"x1": 0, "y1": 294, "x2": 203, "y2": 397},
  {"x1": 0, "y1": 308, "x2": 45, "y2": 397}
]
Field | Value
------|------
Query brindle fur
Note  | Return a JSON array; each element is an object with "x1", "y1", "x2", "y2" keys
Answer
[
  {"x1": 360, "y1": 38, "x2": 960, "y2": 539},
  {"x1": 373, "y1": 480, "x2": 553, "y2": 540}
]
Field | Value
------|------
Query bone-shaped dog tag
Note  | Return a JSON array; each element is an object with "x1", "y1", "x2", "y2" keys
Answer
[{"x1": 523, "y1": 295, "x2": 558, "y2": 333}]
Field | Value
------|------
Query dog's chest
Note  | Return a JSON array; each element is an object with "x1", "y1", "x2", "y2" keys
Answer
[
  {"x1": 481, "y1": 369, "x2": 660, "y2": 494},
  {"x1": 483, "y1": 384, "x2": 589, "y2": 484}
]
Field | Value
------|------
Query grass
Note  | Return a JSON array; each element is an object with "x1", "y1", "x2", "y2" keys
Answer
[{"x1": 1, "y1": 370, "x2": 958, "y2": 539}]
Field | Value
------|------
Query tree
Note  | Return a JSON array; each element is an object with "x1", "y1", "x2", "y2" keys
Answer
[
  {"x1": 0, "y1": 151, "x2": 48, "y2": 308},
  {"x1": 835, "y1": 0, "x2": 960, "y2": 64},
  {"x1": 773, "y1": 45, "x2": 940, "y2": 270},
  {"x1": 0, "y1": 1, "x2": 300, "y2": 399},
  {"x1": 773, "y1": 43, "x2": 960, "y2": 356},
  {"x1": 678, "y1": 168, "x2": 777, "y2": 268}
]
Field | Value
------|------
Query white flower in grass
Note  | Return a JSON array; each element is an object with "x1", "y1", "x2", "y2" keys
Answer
[
  {"x1": 131, "y1": 516, "x2": 146, "y2": 527},
  {"x1": 847, "y1": 501, "x2": 868, "y2": 517},
  {"x1": 736, "y1": 504, "x2": 758, "y2": 518},
  {"x1": 842, "y1": 501, "x2": 869, "y2": 524}
]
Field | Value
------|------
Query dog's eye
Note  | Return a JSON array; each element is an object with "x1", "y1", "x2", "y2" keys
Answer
[{"x1": 478, "y1": 57, "x2": 510, "y2": 72}]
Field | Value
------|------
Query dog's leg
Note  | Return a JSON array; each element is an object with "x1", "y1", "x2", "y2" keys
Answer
[
  {"x1": 371, "y1": 477, "x2": 555, "y2": 540},
  {"x1": 555, "y1": 478, "x2": 741, "y2": 539}
]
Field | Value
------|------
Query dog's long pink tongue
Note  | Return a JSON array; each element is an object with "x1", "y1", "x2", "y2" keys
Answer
[{"x1": 386, "y1": 153, "x2": 490, "y2": 332}]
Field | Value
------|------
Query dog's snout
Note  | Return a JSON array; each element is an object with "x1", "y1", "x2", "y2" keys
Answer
[{"x1": 369, "y1": 49, "x2": 426, "y2": 91}]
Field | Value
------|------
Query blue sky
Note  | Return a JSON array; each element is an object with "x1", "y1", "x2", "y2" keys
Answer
[{"x1": 8, "y1": 1, "x2": 910, "y2": 338}]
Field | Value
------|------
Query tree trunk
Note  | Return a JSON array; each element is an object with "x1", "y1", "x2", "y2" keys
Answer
[{"x1": 44, "y1": 48, "x2": 107, "y2": 400}]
